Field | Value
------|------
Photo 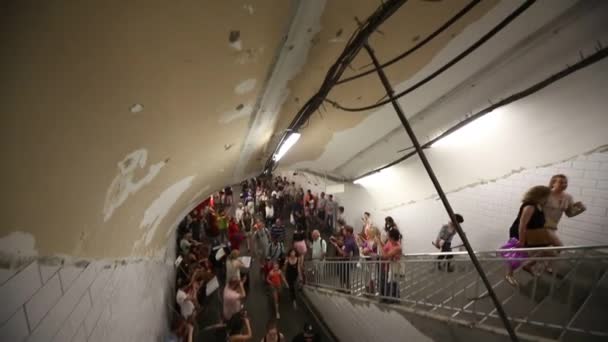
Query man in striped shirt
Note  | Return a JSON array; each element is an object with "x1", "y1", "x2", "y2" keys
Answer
[{"x1": 270, "y1": 218, "x2": 286, "y2": 243}]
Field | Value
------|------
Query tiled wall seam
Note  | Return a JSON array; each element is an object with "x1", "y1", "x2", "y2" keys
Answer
[
  {"x1": 85, "y1": 266, "x2": 121, "y2": 340},
  {"x1": 0, "y1": 261, "x2": 42, "y2": 327},
  {"x1": 1, "y1": 259, "x2": 170, "y2": 341}
]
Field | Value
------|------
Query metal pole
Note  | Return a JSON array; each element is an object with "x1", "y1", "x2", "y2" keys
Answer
[{"x1": 362, "y1": 43, "x2": 519, "y2": 342}]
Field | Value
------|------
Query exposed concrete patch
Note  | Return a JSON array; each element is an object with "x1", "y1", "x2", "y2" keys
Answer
[
  {"x1": 139, "y1": 175, "x2": 195, "y2": 246},
  {"x1": 103, "y1": 149, "x2": 166, "y2": 222},
  {"x1": 228, "y1": 30, "x2": 242, "y2": 51},
  {"x1": 232, "y1": 0, "x2": 327, "y2": 182},
  {"x1": 0, "y1": 232, "x2": 38, "y2": 267},
  {"x1": 219, "y1": 103, "x2": 254, "y2": 124},
  {"x1": 234, "y1": 79, "x2": 257, "y2": 95},
  {"x1": 129, "y1": 103, "x2": 144, "y2": 113},
  {"x1": 235, "y1": 47, "x2": 265, "y2": 65},
  {"x1": 243, "y1": 4, "x2": 254, "y2": 15}
]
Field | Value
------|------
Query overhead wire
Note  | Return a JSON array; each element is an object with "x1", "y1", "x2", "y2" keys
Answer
[
  {"x1": 264, "y1": 0, "x2": 410, "y2": 172},
  {"x1": 326, "y1": 0, "x2": 536, "y2": 112},
  {"x1": 351, "y1": 44, "x2": 608, "y2": 181},
  {"x1": 336, "y1": 0, "x2": 482, "y2": 85}
]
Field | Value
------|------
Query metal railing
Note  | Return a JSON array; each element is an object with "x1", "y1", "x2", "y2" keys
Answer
[{"x1": 304, "y1": 245, "x2": 608, "y2": 341}]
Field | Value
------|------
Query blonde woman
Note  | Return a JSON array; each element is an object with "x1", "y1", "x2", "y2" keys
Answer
[
  {"x1": 506, "y1": 185, "x2": 552, "y2": 286},
  {"x1": 360, "y1": 227, "x2": 380, "y2": 294},
  {"x1": 226, "y1": 250, "x2": 246, "y2": 294},
  {"x1": 544, "y1": 174, "x2": 586, "y2": 247}
]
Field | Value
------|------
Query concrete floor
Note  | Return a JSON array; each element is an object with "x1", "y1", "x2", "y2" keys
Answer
[{"x1": 194, "y1": 194, "x2": 333, "y2": 341}]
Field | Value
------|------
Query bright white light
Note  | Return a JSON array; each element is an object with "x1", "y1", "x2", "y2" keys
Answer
[
  {"x1": 353, "y1": 170, "x2": 382, "y2": 186},
  {"x1": 273, "y1": 132, "x2": 301, "y2": 161},
  {"x1": 432, "y1": 109, "x2": 503, "y2": 148}
]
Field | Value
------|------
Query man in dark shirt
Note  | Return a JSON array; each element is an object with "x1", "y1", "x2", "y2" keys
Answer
[
  {"x1": 189, "y1": 214, "x2": 202, "y2": 242},
  {"x1": 270, "y1": 218, "x2": 286, "y2": 243}
]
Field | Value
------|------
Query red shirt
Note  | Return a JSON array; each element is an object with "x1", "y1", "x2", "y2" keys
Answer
[{"x1": 228, "y1": 220, "x2": 243, "y2": 250}]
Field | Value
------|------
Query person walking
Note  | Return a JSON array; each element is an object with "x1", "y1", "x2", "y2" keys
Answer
[
  {"x1": 432, "y1": 214, "x2": 464, "y2": 272},
  {"x1": 284, "y1": 249, "x2": 302, "y2": 309}
]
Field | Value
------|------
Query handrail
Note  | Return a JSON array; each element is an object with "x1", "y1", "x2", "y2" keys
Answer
[
  {"x1": 303, "y1": 245, "x2": 608, "y2": 341},
  {"x1": 318, "y1": 244, "x2": 608, "y2": 260}
]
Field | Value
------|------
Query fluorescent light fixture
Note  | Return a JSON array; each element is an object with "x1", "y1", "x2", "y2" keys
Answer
[
  {"x1": 353, "y1": 170, "x2": 382, "y2": 185},
  {"x1": 432, "y1": 109, "x2": 503, "y2": 148},
  {"x1": 273, "y1": 132, "x2": 301, "y2": 161}
]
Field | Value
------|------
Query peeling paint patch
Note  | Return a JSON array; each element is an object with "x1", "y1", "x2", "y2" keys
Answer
[
  {"x1": 234, "y1": 79, "x2": 257, "y2": 95},
  {"x1": 230, "y1": 40, "x2": 243, "y2": 51},
  {"x1": 0, "y1": 231, "x2": 38, "y2": 259},
  {"x1": 219, "y1": 103, "x2": 254, "y2": 124},
  {"x1": 229, "y1": 30, "x2": 242, "y2": 51},
  {"x1": 242, "y1": 4, "x2": 254, "y2": 15},
  {"x1": 130, "y1": 104, "x2": 144, "y2": 113},
  {"x1": 139, "y1": 176, "x2": 195, "y2": 246},
  {"x1": 104, "y1": 149, "x2": 166, "y2": 221},
  {"x1": 235, "y1": 47, "x2": 265, "y2": 65}
]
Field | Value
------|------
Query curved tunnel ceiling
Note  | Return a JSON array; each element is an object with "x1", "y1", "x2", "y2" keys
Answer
[{"x1": 7, "y1": 0, "x2": 568, "y2": 260}]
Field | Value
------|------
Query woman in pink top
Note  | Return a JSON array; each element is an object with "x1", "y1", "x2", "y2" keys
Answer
[{"x1": 377, "y1": 228, "x2": 402, "y2": 300}]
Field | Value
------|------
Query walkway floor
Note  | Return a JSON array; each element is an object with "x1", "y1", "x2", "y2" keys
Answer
[{"x1": 195, "y1": 196, "x2": 332, "y2": 341}]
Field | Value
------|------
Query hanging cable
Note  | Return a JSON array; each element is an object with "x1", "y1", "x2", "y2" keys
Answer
[
  {"x1": 326, "y1": 0, "x2": 536, "y2": 112},
  {"x1": 351, "y1": 44, "x2": 608, "y2": 181},
  {"x1": 336, "y1": 0, "x2": 481, "y2": 85},
  {"x1": 264, "y1": 0, "x2": 410, "y2": 172}
]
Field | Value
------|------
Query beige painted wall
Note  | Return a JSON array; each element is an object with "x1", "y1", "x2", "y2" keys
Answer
[
  {"x1": 0, "y1": 0, "x2": 503, "y2": 259},
  {"x1": 0, "y1": 0, "x2": 292, "y2": 258}
]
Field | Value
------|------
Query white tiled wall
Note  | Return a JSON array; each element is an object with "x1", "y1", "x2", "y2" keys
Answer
[
  {"x1": 285, "y1": 150, "x2": 608, "y2": 253},
  {"x1": 383, "y1": 150, "x2": 608, "y2": 252},
  {"x1": 0, "y1": 258, "x2": 173, "y2": 341}
]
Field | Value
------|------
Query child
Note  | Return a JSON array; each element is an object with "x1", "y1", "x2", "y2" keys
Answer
[{"x1": 266, "y1": 262, "x2": 288, "y2": 319}]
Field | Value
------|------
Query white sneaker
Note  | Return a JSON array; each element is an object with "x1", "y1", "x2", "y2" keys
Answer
[
  {"x1": 293, "y1": 301, "x2": 297, "y2": 309},
  {"x1": 276, "y1": 312, "x2": 281, "y2": 319}
]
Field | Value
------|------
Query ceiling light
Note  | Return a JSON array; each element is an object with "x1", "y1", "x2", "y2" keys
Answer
[
  {"x1": 432, "y1": 109, "x2": 503, "y2": 148},
  {"x1": 273, "y1": 132, "x2": 301, "y2": 162}
]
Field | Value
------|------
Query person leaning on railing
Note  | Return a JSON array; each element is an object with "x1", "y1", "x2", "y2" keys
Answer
[
  {"x1": 307, "y1": 230, "x2": 327, "y2": 285},
  {"x1": 329, "y1": 225, "x2": 359, "y2": 292},
  {"x1": 360, "y1": 227, "x2": 380, "y2": 294},
  {"x1": 377, "y1": 228, "x2": 402, "y2": 301}
]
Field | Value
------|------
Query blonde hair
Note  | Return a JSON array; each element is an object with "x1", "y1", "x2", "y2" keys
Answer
[
  {"x1": 367, "y1": 227, "x2": 379, "y2": 239},
  {"x1": 522, "y1": 185, "x2": 551, "y2": 205},
  {"x1": 229, "y1": 249, "x2": 239, "y2": 260}
]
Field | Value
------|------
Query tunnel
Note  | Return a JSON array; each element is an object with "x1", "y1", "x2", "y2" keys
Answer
[{"x1": 1, "y1": 0, "x2": 608, "y2": 341}]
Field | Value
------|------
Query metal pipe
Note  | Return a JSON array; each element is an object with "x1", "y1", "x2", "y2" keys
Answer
[{"x1": 363, "y1": 42, "x2": 519, "y2": 342}]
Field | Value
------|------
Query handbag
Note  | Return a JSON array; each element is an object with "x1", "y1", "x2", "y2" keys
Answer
[{"x1": 499, "y1": 238, "x2": 527, "y2": 270}]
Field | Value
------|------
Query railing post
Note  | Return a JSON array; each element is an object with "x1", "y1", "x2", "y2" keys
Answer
[{"x1": 362, "y1": 42, "x2": 519, "y2": 342}]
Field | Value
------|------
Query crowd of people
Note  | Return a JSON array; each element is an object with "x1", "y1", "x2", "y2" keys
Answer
[
  {"x1": 167, "y1": 171, "x2": 585, "y2": 341},
  {"x1": 169, "y1": 176, "x2": 329, "y2": 341}
]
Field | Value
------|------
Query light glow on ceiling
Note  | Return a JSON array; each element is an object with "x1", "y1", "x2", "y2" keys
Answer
[
  {"x1": 353, "y1": 170, "x2": 383, "y2": 186},
  {"x1": 273, "y1": 132, "x2": 301, "y2": 161},
  {"x1": 432, "y1": 109, "x2": 504, "y2": 148}
]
